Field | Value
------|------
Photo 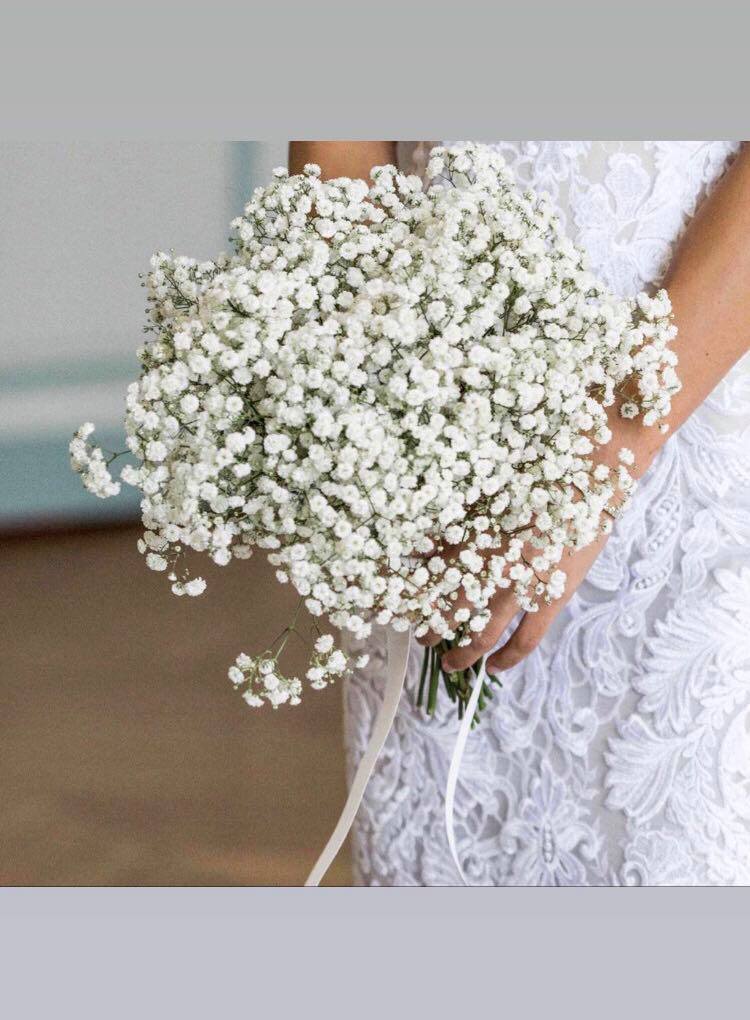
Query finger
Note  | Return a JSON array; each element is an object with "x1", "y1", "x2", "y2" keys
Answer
[
  {"x1": 439, "y1": 589, "x2": 519, "y2": 672},
  {"x1": 485, "y1": 604, "x2": 553, "y2": 674}
]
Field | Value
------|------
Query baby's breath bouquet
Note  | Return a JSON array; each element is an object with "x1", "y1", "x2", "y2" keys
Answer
[{"x1": 72, "y1": 144, "x2": 679, "y2": 723}]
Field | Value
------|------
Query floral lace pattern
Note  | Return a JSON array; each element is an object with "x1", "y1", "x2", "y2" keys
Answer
[{"x1": 343, "y1": 141, "x2": 750, "y2": 885}]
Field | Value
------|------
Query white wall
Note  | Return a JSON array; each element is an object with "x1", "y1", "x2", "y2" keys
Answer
[{"x1": 0, "y1": 141, "x2": 288, "y2": 523}]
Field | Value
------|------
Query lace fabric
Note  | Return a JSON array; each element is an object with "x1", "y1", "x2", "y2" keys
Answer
[{"x1": 343, "y1": 141, "x2": 750, "y2": 885}]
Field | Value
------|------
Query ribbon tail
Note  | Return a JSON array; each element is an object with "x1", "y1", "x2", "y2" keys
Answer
[
  {"x1": 444, "y1": 664, "x2": 486, "y2": 886},
  {"x1": 304, "y1": 627, "x2": 412, "y2": 887}
]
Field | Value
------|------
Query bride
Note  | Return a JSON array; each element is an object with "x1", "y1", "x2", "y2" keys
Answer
[{"x1": 290, "y1": 140, "x2": 750, "y2": 885}]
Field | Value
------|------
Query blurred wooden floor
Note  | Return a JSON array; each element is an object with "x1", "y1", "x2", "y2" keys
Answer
[{"x1": 1, "y1": 523, "x2": 352, "y2": 885}]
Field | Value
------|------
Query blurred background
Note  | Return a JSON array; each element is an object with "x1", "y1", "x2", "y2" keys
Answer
[{"x1": 1, "y1": 142, "x2": 352, "y2": 884}]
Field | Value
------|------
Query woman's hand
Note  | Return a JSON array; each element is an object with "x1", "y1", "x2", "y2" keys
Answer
[
  {"x1": 418, "y1": 408, "x2": 657, "y2": 676},
  {"x1": 433, "y1": 528, "x2": 610, "y2": 676}
]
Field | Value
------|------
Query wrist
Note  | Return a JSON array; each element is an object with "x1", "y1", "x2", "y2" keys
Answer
[{"x1": 600, "y1": 400, "x2": 667, "y2": 481}]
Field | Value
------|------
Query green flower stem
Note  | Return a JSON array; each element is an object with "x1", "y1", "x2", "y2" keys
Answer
[{"x1": 416, "y1": 643, "x2": 501, "y2": 725}]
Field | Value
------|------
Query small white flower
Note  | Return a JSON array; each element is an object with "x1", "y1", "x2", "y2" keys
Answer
[
  {"x1": 228, "y1": 666, "x2": 244, "y2": 686},
  {"x1": 327, "y1": 649, "x2": 347, "y2": 673},
  {"x1": 314, "y1": 634, "x2": 334, "y2": 654}
]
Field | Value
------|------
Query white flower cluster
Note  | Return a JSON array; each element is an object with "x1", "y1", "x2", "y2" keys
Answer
[
  {"x1": 227, "y1": 633, "x2": 367, "y2": 709},
  {"x1": 69, "y1": 423, "x2": 121, "y2": 498},
  {"x1": 228, "y1": 651, "x2": 303, "y2": 709},
  {"x1": 72, "y1": 143, "x2": 679, "y2": 711}
]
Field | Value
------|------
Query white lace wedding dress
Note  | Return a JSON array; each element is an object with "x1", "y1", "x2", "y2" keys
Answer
[{"x1": 342, "y1": 141, "x2": 750, "y2": 886}]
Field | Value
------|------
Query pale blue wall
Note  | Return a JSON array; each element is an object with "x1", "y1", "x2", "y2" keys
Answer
[{"x1": 0, "y1": 141, "x2": 287, "y2": 527}]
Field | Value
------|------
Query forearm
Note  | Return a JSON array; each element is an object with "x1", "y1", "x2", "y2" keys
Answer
[
  {"x1": 288, "y1": 140, "x2": 397, "y2": 181},
  {"x1": 617, "y1": 143, "x2": 750, "y2": 471}
]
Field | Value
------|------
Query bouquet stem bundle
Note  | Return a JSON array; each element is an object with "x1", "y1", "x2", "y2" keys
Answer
[{"x1": 417, "y1": 641, "x2": 495, "y2": 724}]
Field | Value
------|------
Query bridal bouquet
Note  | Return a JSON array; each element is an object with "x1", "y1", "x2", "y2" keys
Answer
[{"x1": 71, "y1": 143, "x2": 679, "y2": 723}]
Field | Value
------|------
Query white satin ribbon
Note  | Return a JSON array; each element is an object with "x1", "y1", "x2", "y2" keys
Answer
[
  {"x1": 444, "y1": 663, "x2": 487, "y2": 886},
  {"x1": 305, "y1": 626, "x2": 412, "y2": 887},
  {"x1": 304, "y1": 629, "x2": 484, "y2": 887}
]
